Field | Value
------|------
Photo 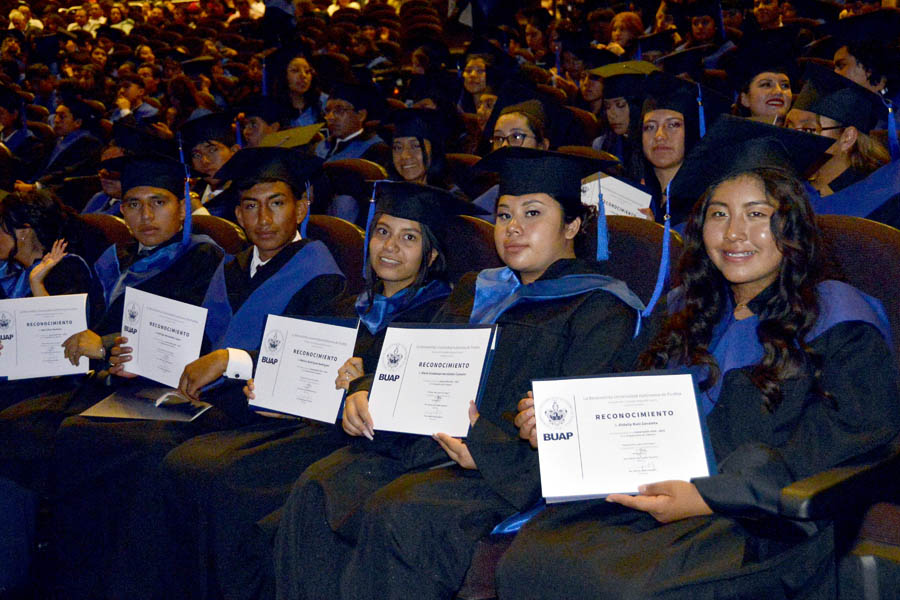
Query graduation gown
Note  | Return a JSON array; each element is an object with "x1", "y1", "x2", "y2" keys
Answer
[
  {"x1": 31, "y1": 130, "x2": 102, "y2": 188},
  {"x1": 0, "y1": 237, "x2": 224, "y2": 496},
  {"x1": 160, "y1": 283, "x2": 451, "y2": 600},
  {"x1": 495, "y1": 282, "x2": 900, "y2": 600},
  {"x1": 273, "y1": 259, "x2": 643, "y2": 600},
  {"x1": 49, "y1": 239, "x2": 345, "y2": 600}
]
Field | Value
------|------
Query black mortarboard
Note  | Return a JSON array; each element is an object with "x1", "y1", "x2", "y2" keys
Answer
[
  {"x1": 110, "y1": 154, "x2": 187, "y2": 199},
  {"x1": 389, "y1": 108, "x2": 447, "y2": 142},
  {"x1": 589, "y1": 61, "x2": 659, "y2": 99},
  {"x1": 642, "y1": 71, "x2": 732, "y2": 135},
  {"x1": 636, "y1": 30, "x2": 675, "y2": 58},
  {"x1": 65, "y1": 98, "x2": 100, "y2": 124},
  {"x1": 179, "y1": 112, "x2": 236, "y2": 152},
  {"x1": 328, "y1": 80, "x2": 373, "y2": 114},
  {"x1": 684, "y1": 0, "x2": 722, "y2": 19},
  {"x1": 238, "y1": 96, "x2": 291, "y2": 126},
  {"x1": 112, "y1": 121, "x2": 176, "y2": 157},
  {"x1": 670, "y1": 114, "x2": 832, "y2": 203},
  {"x1": 580, "y1": 48, "x2": 620, "y2": 70},
  {"x1": 726, "y1": 26, "x2": 805, "y2": 92},
  {"x1": 181, "y1": 55, "x2": 217, "y2": 77},
  {"x1": 656, "y1": 45, "x2": 714, "y2": 78},
  {"x1": 788, "y1": 0, "x2": 842, "y2": 23},
  {"x1": 816, "y1": 8, "x2": 900, "y2": 44},
  {"x1": 792, "y1": 62, "x2": 886, "y2": 132},
  {"x1": 475, "y1": 147, "x2": 615, "y2": 215},
  {"x1": 214, "y1": 147, "x2": 323, "y2": 193},
  {"x1": 0, "y1": 86, "x2": 24, "y2": 113},
  {"x1": 95, "y1": 25, "x2": 125, "y2": 42},
  {"x1": 371, "y1": 181, "x2": 485, "y2": 237}
]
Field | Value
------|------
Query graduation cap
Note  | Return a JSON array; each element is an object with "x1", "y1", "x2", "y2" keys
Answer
[
  {"x1": 474, "y1": 147, "x2": 618, "y2": 260},
  {"x1": 214, "y1": 147, "x2": 324, "y2": 235},
  {"x1": 642, "y1": 70, "x2": 732, "y2": 140},
  {"x1": 589, "y1": 61, "x2": 659, "y2": 99},
  {"x1": 65, "y1": 98, "x2": 101, "y2": 124},
  {"x1": 815, "y1": 8, "x2": 900, "y2": 44},
  {"x1": 389, "y1": 108, "x2": 448, "y2": 142},
  {"x1": 178, "y1": 112, "x2": 236, "y2": 152},
  {"x1": 0, "y1": 86, "x2": 25, "y2": 114},
  {"x1": 787, "y1": 0, "x2": 842, "y2": 23},
  {"x1": 684, "y1": 0, "x2": 723, "y2": 19},
  {"x1": 258, "y1": 123, "x2": 324, "y2": 148},
  {"x1": 725, "y1": 28, "x2": 801, "y2": 92},
  {"x1": 636, "y1": 30, "x2": 675, "y2": 60},
  {"x1": 108, "y1": 153, "x2": 189, "y2": 199},
  {"x1": 655, "y1": 45, "x2": 715, "y2": 78},
  {"x1": 328, "y1": 80, "x2": 375, "y2": 114},
  {"x1": 112, "y1": 121, "x2": 176, "y2": 157},
  {"x1": 238, "y1": 96, "x2": 291, "y2": 126},
  {"x1": 370, "y1": 181, "x2": 485, "y2": 238},
  {"x1": 670, "y1": 114, "x2": 833, "y2": 204},
  {"x1": 792, "y1": 62, "x2": 886, "y2": 132},
  {"x1": 95, "y1": 25, "x2": 125, "y2": 43},
  {"x1": 181, "y1": 56, "x2": 217, "y2": 77}
]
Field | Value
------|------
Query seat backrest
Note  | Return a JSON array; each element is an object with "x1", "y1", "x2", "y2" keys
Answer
[
  {"x1": 60, "y1": 175, "x2": 102, "y2": 213},
  {"x1": 816, "y1": 214, "x2": 900, "y2": 362},
  {"x1": 564, "y1": 106, "x2": 600, "y2": 141},
  {"x1": 557, "y1": 145, "x2": 621, "y2": 163},
  {"x1": 192, "y1": 214, "x2": 249, "y2": 255},
  {"x1": 536, "y1": 84, "x2": 568, "y2": 105},
  {"x1": 326, "y1": 158, "x2": 388, "y2": 182},
  {"x1": 578, "y1": 215, "x2": 683, "y2": 306},
  {"x1": 79, "y1": 212, "x2": 133, "y2": 248},
  {"x1": 442, "y1": 215, "x2": 502, "y2": 283},
  {"x1": 307, "y1": 214, "x2": 366, "y2": 295},
  {"x1": 25, "y1": 103, "x2": 49, "y2": 122}
]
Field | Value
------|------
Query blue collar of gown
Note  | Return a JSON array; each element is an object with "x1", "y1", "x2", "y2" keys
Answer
[{"x1": 355, "y1": 279, "x2": 451, "y2": 335}]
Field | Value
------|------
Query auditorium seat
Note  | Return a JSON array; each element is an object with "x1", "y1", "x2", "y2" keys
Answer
[
  {"x1": 79, "y1": 213, "x2": 133, "y2": 252},
  {"x1": 557, "y1": 145, "x2": 621, "y2": 163},
  {"x1": 564, "y1": 105, "x2": 600, "y2": 141},
  {"x1": 535, "y1": 83, "x2": 568, "y2": 105},
  {"x1": 307, "y1": 214, "x2": 366, "y2": 295},
  {"x1": 60, "y1": 175, "x2": 102, "y2": 213},
  {"x1": 192, "y1": 214, "x2": 249, "y2": 255},
  {"x1": 24, "y1": 104, "x2": 49, "y2": 122},
  {"x1": 443, "y1": 215, "x2": 502, "y2": 283}
]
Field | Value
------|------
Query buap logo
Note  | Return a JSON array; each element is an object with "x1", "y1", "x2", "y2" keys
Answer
[
  {"x1": 0, "y1": 311, "x2": 12, "y2": 331},
  {"x1": 126, "y1": 303, "x2": 140, "y2": 323},
  {"x1": 266, "y1": 330, "x2": 283, "y2": 353},
  {"x1": 383, "y1": 343, "x2": 407, "y2": 371},
  {"x1": 540, "y1": 397, "x2": 573, "y2": 429}
]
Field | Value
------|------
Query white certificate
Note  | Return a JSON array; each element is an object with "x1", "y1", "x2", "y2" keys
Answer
[
  {"x1": 0, "y1": 293, "x2": 88, "y2": 380},
  {"x1": 251, "y1": 315, "x2": 359, "y2": 422},
  {"x1": 121, "y1": 287, "x2": 208, "y2": 388},
  {"x1": 368, "y1": 325, "x2": 497, "y2": 438},
  {"x1": 533, "y1": 371, "x2": 715, "y2": 503},
  {"x1": 581, "y1": 171, "x2": 653, "y2": 220}
]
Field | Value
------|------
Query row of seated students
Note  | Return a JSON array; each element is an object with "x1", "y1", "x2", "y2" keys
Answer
[{"x1": 0, "y1": 112, "x2": 898, "y2": 599}]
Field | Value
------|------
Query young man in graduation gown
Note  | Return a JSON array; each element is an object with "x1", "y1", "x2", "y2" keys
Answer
[
  {"x1": 314, "y1": 81, "x2": 388, "y2": 166},
  {"x1": 180, "y1": 111, "x2": 241, "y2": 220},
  {"x1": 273, "y1": 148, "x2": 648, "y2": 600},
  {"x1": 785, "y1": 63, "x2": 900, "y2": 228},
  {"x1": 0, "y1": 153, "x2": 224, "y2": 518},
  {"x1": 0, "y1": 85, "x2": 47, "y2": 182},
  {"x1": 49, "y1": 147, "x2": 347, "y2": 600}
]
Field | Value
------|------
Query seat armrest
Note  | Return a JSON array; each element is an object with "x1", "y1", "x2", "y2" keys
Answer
[{"x1": 780, "y1": 451, "x2": 900, "y2": 520}]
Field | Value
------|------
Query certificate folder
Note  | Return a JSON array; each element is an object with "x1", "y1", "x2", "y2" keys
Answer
[
  {"x1": 533, "y1": 369, "x2": 716, "y2": 504},
  {"x1": 250, "y1": 315, "x2": 359, "y2": 422},
  {"x1": 81, "y1": 386, "x2": 212, "y2": 422},
  {"x1": 368, "y1": 323, "x2": 498, "y2": 438}
]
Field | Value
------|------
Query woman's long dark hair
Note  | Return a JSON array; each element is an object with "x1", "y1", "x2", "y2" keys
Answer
[
  {"x1": 0, "y1": 189, "x2": 81, "y2": 267},
  {"x1": 639, "y1": 167, "x2": 826, "y2": 411},
  {"x1": 362, "y1": 211, "x2": 448, "y2": 305},
  {"x1": 387, "y1": 134, "x2": 452, "y2": 189}
]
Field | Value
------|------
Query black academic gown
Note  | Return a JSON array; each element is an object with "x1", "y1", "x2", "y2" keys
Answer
[
  {"x1": 272, "y1": 259, "x2": 642, "y2": 600},
  {"x1": 48, "y1": 239, "x2": 345, "y2": 600},
  {"x1": 161, "y1": 287, "x2": 449, "y2": 600},
  {"x1": 494, "y1": 290, "x2": 900, "y2": 600},
  {"x1": 828, "y1": 167, "x2": 900, "y2": 231},
  {"x1": 32, "y1": 131, "x2": 103, "y2": 189},
  {"x1": 0, "y1": 237, "x2": 223, "y2": 496}
]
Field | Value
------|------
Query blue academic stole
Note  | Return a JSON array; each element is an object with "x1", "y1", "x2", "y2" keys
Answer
[
  {"x1": 808, "y1": 160, "x2": 900, "y2": 218},
  {"x1": 94, "y1": 234, "x2": 219, "y2": 308},
  {"x1": 202, "y1": 240, "x2": 343, "y2": 351},
  {"x1": 43, "y1": 129, "x2": 92, "y2": 171},
  {"x1": 0, "y1": 261, "x2": 33, "y2": 299},
  {"x1": 470, "y1": 266, "x2": 645, "y2": 329},
  {"x1": 355, "y1": 279, "x2": 451, "y2": 335}
]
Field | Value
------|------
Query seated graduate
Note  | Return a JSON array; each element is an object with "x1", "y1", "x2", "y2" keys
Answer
[
  {"x1": 0, "y1": 85, "x2": 47, "y2": 182},
  {"x1": 724, "y1": 33, "x2": 796, "y2": 126},
  {"x1": 49, "y1": 147, "x2": 346, "y2": 600},
  {"x1": 313, "y1": 81, "x2": 387, "y2": 166},
  {"x1": 179, "y1": 111, "x2": 241, "y2": 219},
  {"x1": 272, "y1": 147, "x2": 647, "y2": 600},
  {"x1": 237, "y1": 96, "x2": 291, "y2": 148},
  {"x1": 156, "y1": 181, "x2": 464, "y2": 600},
  {"x1": 0, "y1": 153, "x2": 224, "y2": 515},
  {"x1": 387, "y1": 108, "x2": 456, "y2": 191},
  {"x1": 785, "y1": 63, "x2": 898, "y2": 228},
  {"x1": 589, "y1": 62, "x2": 653, "y2": 163},
  {"x1": 499, "y1": 116, "x2": 900, "y2": 599}
]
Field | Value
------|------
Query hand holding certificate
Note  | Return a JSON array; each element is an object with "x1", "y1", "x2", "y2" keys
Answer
[
  {"x1": 367, "y1": 324, "x2": 497, "y2": 438},
  {"x1": 120, "y1": 287, "x2": 208, "y2": 388},
  {"x1": 251, "y1": 315, "x2": 359, "y2": 422},
  {"x1": 0, "y1": 294, "x2": 89, "y2": 380},
  {"x1": 533, "y1": 371, "x2": 716, "y2": 503}
]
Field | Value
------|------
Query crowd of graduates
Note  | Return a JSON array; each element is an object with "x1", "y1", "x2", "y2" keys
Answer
[{"x1": 0, "y1": 0, "x2": 899, "y2": 598}]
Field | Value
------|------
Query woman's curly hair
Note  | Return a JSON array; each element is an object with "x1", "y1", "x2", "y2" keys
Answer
[{"x1": 639, "y1": 167, "x2": 827, "y2": 411}]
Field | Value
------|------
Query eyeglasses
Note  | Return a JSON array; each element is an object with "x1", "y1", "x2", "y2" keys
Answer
[
  {"x1": 326, "y1": 105, "x2": 355, "y2": 117},
  {"x1": 491, "y1": 132, "x2": 535, "y2": 148}
]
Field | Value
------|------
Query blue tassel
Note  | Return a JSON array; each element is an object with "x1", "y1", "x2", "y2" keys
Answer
[
  {"x1": 696, "y1": 83, "x2": 706, "y2": 138},
  {"x1": 596, "y1": 177, "x2": 609, "y2": 261},
  {"x1": 635, "y1": 41, "x2": 642, "y2": 61},
  {"x1": 884, "y1": 97, "x2": 899, "y2": 161},
  {"x1": 490, "y1": 500, "x2": 546, "y2": 535},
  {"x1": 234, "y1": 116, "x2": 243, "y2": 149},
  {"x1": 361, "y1": 181, "x2": 380, "y2": 277},
  {"x1": 301, "y1": 181, "x2": 311, "y2": 237},
  {"x1": 554, "y1": 46, "x2": 561, "y2": 85},
  {"x1": 642, "y1": 181, "x2": 671, "y2": 317},
  {"x1": 261, "y1": 57, "x2": 268, "y2": 97},
  {"x1": 177, "y1": 132, "x2": 193, "y2": 244}
]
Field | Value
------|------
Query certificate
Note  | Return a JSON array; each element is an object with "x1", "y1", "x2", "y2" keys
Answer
[
  {"x1": 251, "y1": 315, "x2": 359, "y2": 422},
  {"x1": 581, "y1": 172, "x2": 653, "y2": 220},
  {"x1": 81, "y1": 385, "x2": 212, "y2": 422},
  {"x1": 0, "y1": 293, "x2": 88, "y2": 380},
  {"x1": 533, "y1": 370, "x2": 716, "y2": 503},
  {"x1": 368, "y1": 324, "x2": 497, "y2": 437},
  {"x1": 121, "y1": 287, "x2": 208, "y2": 388}
]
